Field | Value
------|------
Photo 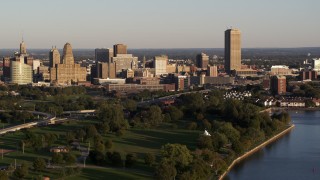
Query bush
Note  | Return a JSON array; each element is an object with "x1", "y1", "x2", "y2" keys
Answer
[
  {"x1": 144, "y1": 153, "x2": 155, "y2": 166},
  {"x1": 105, "y1": 139, "x2": 113, "y2": 149},
  {"x1": 187, "y1": 122, "x2": 197, "y2": 130},
  {"x1": 64, "y1": 153, "x2": 77, "y2": 165},
  {"x1": 116, "y1": 130, "x2": 125, "y2": 137},
  {"x1": 108, "y1": 152, "x2": 123, "y2": 167},
  {"x1": 125, "y1": 153, "x2": 137, "y2": 168},
  {"x1": 33, "y1": 158, "x2": 46, "y2": 172},
  {"x1": 52, "y1": 153, "x2": 64, "y2": 164}
]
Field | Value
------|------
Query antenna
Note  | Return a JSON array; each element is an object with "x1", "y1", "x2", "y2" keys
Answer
[{"x1": 21, "y1": 30, "x2": 24, "y2": 42}]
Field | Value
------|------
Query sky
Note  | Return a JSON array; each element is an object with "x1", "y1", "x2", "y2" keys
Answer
[{"x1": 0, "y1": 0, "x2": 319, "y2": 49}]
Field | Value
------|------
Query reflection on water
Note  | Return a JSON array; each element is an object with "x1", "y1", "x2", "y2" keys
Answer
[{"x1": 226, "y1": 110, "x2": 320, "y2": 180}]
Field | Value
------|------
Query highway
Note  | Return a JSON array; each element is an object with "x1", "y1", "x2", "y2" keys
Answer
[
  {"x1": 137, "y1": 89, "x2": 211, "y2": 106},
  {"x1": 0, "y1": 110, "x2": 56, "y2": 135}
]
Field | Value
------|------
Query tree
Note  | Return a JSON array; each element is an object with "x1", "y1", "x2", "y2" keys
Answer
[
  {"x1": 44, "y1": 133, "x2": 57, "y2": 147},
  {"x1": 52, "y1": 153, "x2": 64, "y2": 164},
  {"x1": 33, "y1": 158, "x2": 46, "y2": 172},
  {"x1": 148, "y1": 105, "x2": 163, "y2": 125},
  {"x1": 64, "y1": 153, "x2": 77, "y2": 165},
  {"x1": 89, "y1": 150, "x2": 105, "y2": 165},
  {"x1": 86, "y1": 125, "x2": 98, "y2": 139},
  {"x1": 161, "y1": 143, "x2": 193, "y2": 170},
  {"x1": 13, "y1": 162, "x2": 28, "y2": 179},
  {"x1": 98, "y1": 122, "x2": 110, "y2": 135},
  {"x1": 123, "y1": 99, "x2": 137, "y2": 112},
  {"x1": 0, "y1": 170, "x2": 8, "y2": 180},
  {"x1": 107, "y1": 151, "x2": 123, "y2": 167},
  {"x1": 75, "y1": 129, "x2": 86, "y2": 142},
  {"x1": 97, "y1": 103, "x2": 128, "y2": 132},
  {"x1": 218, "y1": 122, "x2": 240, "y2": 143},
  {"x1": 105, "y1": 139, "x2": 113, "y2": 150},
  {"x1": 197, "y1": 135, "x2": 213, "y2": 149},
  {"x1": 155, "y1": 159, "x2": 177, "y2": 180},
  {"x1": 168, "y1": 106, "x2": 183, "y2": 121},
  {"x1": 125, "y1": 153, "x2": 137, "y2": 168},
  {"x1": 66, "y1": 131, "x2": 76, "y2": 143},
  {"x1": 144, "y1": 153, "x2": 155, "y2": 166}
]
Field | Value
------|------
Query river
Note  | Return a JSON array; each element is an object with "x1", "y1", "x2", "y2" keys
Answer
[{"x1": 226, "y1": 110, "x2": 320, "y2": 180}]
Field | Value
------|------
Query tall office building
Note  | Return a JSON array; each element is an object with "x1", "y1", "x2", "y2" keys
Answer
[
  {"x1": 50, "y1": 42, "x2": 87, "y2": 84},
  {"x1": 154, "y1": 55, "x2": 168, "y2": 76},
  {"x1": 113, "y1": 44, "x2": 127, "y2": 56},
  {"x1": 95, "y1": 48, "x2": 114, "y2": 78},
  {"x1": 95, "y1": 48, "x2": 113, "y2": 63},
  {"x1": 49, "y1": 47, "x2": 61, "y2": 67},
  {"x1": 225, "y1": 29, "x2": 241, "y2": 74},
  {"x1": 196, "y1": 53, "x2": 209, "y2": 69}
]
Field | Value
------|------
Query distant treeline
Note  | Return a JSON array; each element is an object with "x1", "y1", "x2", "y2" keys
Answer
[{"x1": 1, "y1": 47, "x2": 320, "y2": 62}]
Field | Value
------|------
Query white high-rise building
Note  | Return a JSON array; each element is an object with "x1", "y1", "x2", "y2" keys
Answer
[
  {"x1": 154, "y1": 55, "x2": 168, "y2": 76},
  {"x1": 10, "y1": 61, "x2": 33, "y2": 85},
  {"x1": 312, "y1": 58, "x2": 320, "y2": 71}
]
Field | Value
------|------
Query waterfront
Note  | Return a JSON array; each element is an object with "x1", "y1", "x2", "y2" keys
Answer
[{"x1": 226, "y1": 110, "x2": 320, "y2": 180}]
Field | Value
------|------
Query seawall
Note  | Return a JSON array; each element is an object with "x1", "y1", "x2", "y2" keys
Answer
[{"x1": 218, "y1": 124, "x2": 295, "y2": 180}]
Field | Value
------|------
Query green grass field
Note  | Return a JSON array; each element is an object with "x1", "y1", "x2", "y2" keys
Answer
[{"x1": 0, "y1": 119, "x2": 201, "y2": 179}]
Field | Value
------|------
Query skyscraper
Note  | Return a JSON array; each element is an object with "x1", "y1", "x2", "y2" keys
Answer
[
  {"x1": 95, "y1": 48, "x2": 114, "y2": 79},
  {"x1": 49, "y1": 47, "x2": 61, "y2": 67},
  {"x1": 95, "y1": 48, "x2": 113, "y2": 63},
  {"x1": 113, "y1": 44, "x2": 127, "y2": 56},
  {"x1": 196, "y1": 53, "x2": 209, "y2": 69},
  {"x1": 154, "y1": 55, "x2": 168, "y2": 76},
  {"x1": 225, "y1": 29, "x2": 241, "y2": 74}
]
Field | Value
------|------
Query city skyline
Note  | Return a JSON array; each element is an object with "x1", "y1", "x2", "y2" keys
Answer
[{"x1": 1, "y1": 0, "x2": 320, "y2": 49}]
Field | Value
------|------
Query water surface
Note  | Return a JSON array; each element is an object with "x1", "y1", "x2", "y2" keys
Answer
[{"x1": 226, "y1": 110, "x2": 320, "y2": 180}]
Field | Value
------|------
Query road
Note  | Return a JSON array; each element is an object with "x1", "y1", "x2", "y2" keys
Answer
[
  {"x1": 137, "y1": 89, "x2": 211, "y2": 106},
  {"x1": 0, "y1": 110, "x2": 55, "y2": 135}
]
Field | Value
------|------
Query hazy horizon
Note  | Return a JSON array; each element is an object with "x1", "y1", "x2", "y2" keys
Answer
[{"x1": 1, "y1": 0, "x2": 319, "y2": 49}]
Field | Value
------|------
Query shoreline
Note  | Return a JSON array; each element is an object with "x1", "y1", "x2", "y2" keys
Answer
[{"x1": 218, "y1": 124, "x2": 295, "y2": 180}]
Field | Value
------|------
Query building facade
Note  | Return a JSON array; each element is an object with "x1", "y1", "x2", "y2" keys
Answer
[
  {"x1": 10, "y1": 61, "x2": 33, "y2": 84},
  {"x1": 300, "y1": 70, "x2": 317, "y2": 81},
  {"x1": 50, "y1": 43, "x2": 87, "y2": 84},
  {"x1": 225, "y1": 29, "x2": 241, "y2": 74},
  {"x1": 111, "y1": 54, "x2": 138, "y2": 74},
  {"x1": 154, "y1": 55, "x2": 168, "y2": 76},
  {"x1": 207, "y1": 65, "x2": 218, "y2": 77},
  {"x1": 49, "y1": 47, "x2": 61, "y2": 68},
  {"x1": 196, "y1": 53, "x2": 209, "y2": 69},
  {"x1": 270, "y1": 75, "x2": 286, "y2": 95},
  {"x1": 113, "y1": 44, "x2": 127, "y2": 56}
]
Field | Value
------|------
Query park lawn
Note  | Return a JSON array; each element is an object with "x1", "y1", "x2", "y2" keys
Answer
[
  {"x1": 67, "y1": 167, "x2": 152, "y2": 180},
  {"x1": 104, "y1": 128, "x2": 200, "y2": 158},
  {"x1": 0, "y1": 119, "x2": 201, "y2": 179}
]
